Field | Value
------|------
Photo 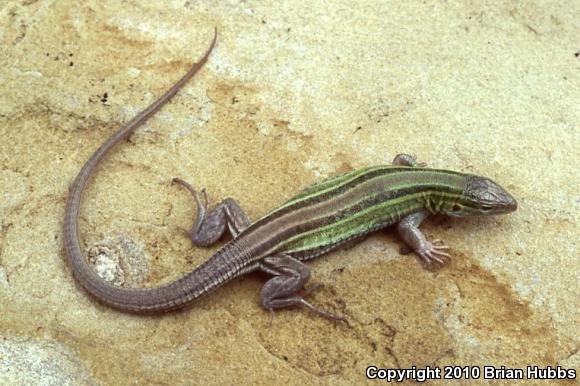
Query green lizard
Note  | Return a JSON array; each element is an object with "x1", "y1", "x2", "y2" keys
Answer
[{"x1": 64, "y1": 30, "x2": 517, "y2": 319}]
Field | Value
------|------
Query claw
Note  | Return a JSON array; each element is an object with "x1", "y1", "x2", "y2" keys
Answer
[
  {"x1": 299, "y1": 284, "x2": 346, "y2": 322},
  {"x1": 409, "y1": 154, "x2": 427, "y2": 167},
  {"x1": 303, "y1": 283, "x2": 324, "y2": 297},
  {"x1": 172, "y1": 178, "x2": 209, "y2": 234},
  {"x1": 199, "y1": 188, "x2": 210, "y2": 212},
  {"x1": 300, "y1": 299, "x2": 347, "y2": 322},
  {"x1": 419, "y1": 241, "x2": 451, "y2": 265},
  {"x1": 268, "y1": 308, "x2": 275, "y2": 327},
  {"x1": 424, "y1": 252, "x2": 445, "y2": 264}
]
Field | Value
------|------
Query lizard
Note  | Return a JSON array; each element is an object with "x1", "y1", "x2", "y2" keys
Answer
[{"x1": 64, "y1": 29, "x2": 517, "y2": 319}]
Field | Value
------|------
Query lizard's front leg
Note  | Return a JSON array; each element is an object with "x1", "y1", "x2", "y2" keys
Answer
[
  {"x1": 397, "y1": 210, "x2": 450, "y2": 265},
  {"x1": 392, "y1": 154, "x2": 450, "y2": 264},
  {"x1": 259, "y1": 254, "x2": 345, "y2": 321},
  {"x1": 392, "y1": 153, "x2": 426, "y2": 167},
  {"x1": 172, "y1": 178, "x2": 251, "y2": 247}
]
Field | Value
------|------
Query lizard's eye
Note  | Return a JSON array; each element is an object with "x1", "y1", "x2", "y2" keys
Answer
[{"x1": 452, "y1": 204, "x2": 462, "y2": 212}]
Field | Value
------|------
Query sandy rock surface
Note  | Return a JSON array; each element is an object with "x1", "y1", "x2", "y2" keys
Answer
[{"x1": 0, "y1": 1, "x2": 578, "y2": 384}]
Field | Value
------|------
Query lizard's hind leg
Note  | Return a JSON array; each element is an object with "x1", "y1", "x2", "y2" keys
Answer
[
  {"x1": 173, "y1": 178, "x2": 251, "y2": 246},
  {"x1": 259, "y1": 254, "x2": 346, "y2": 321}
]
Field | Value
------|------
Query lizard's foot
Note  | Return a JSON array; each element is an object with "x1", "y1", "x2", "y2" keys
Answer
[
  {"x1": 416, "y1": 239, "x2": 450, "y2": 265},
  {"x1": 294, "y1": 298, "x2": 347, "y2": 322},
  {"x1": 392, "y1": 153, "x2": 427, "y2": 167},
  {"x1": 172, "y1": 177, "x2": 251, "y2": 245},
  {"x1": 260, "y1": 255, "x2": 347, "y2": 322}
]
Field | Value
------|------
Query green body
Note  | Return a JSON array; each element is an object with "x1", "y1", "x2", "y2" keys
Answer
[{"x1": 241, "y1": 165, "x2": 471, "y2": 261}]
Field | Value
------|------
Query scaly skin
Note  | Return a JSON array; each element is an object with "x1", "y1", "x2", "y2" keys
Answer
[{"x1": 64, "y1": 30, "x2": 517, "y2": 318}]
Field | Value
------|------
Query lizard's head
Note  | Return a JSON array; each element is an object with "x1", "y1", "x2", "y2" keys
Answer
[{"x1": 444, "y1": 176, "x2": 517, "y2": 217}]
